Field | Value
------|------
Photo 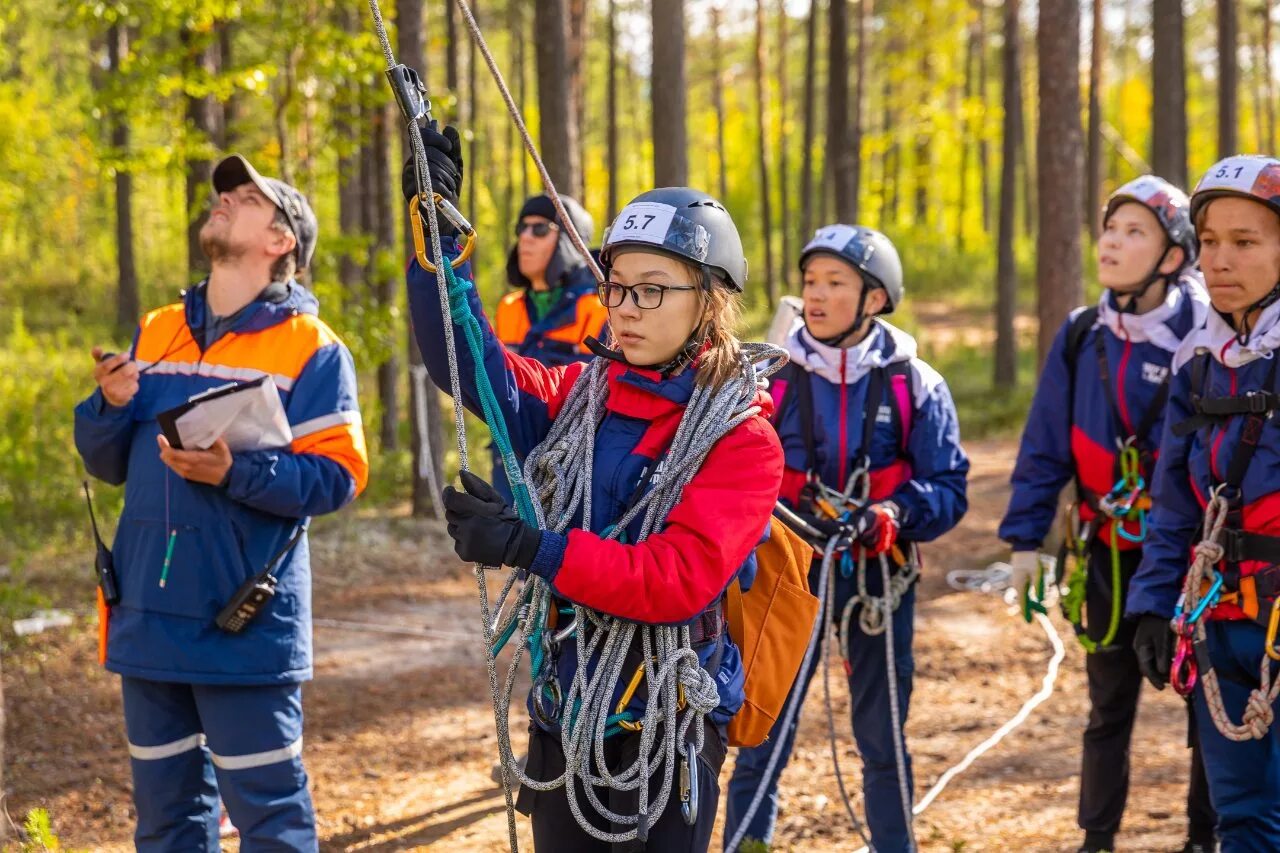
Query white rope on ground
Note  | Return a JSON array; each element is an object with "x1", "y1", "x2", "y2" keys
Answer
[{"x1": 845, "y1": 562, "x2": 1067, "y2": 853}]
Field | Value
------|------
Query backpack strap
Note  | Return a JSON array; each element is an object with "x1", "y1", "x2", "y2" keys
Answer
[
  {"x1": 779, "y1": 362, "x2": 819, "y2": 474},
  {"x1": 857, "y1": 367, "x2": 887, "y2": 470},
  {"x1": 1065, "y1": 307, "x2": 1099, "y2": 434},
  {"x1": 1093, "y1": 327, "x2": 1171, "y2": 470},
  {"x1": 885, "y1": 361, "x2": 914, "y2": 453}
]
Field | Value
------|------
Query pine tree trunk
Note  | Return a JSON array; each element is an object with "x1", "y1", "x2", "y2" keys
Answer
[
  {"x1": 994, "y1": 0, "x2": 1021, "y2": 388},
  {"x1": 535, "y1": 0, "x2": 582, "y2": 193},
  {"x1": 467, "y1": 0, "x2": 479, "y2": 219},
  {"x1": 516, "y1": 0, "x2": 529, "y2": 200},
  {"x1": 799, "y1": 0, "x2": 820, "y2": 244},
  {"x1": 711, "y1": 5, "x2": 729, "y2": 205},
  {"x1": 914, "y1": 3, "x2": 932, "y2": 224},
  {"x1": 978, "y1": 0, "x2": 991, "y2": 233},
  {"x1": 828, "y1": 0, "x2": 855, "y2": 221},
  {"x1": 607, "y1": 0, "x2": 620, "y2": 221},
  {"x1": 777, "y1": 0, "x2": 792, "y2": 288},
  {"x1": 1265, "y1": 4, "x2": 1276, "y2": 154},
  {"x1": 1151, "y1": 0, "x2": 1188, "y2": 188},
  {"x1": 651, "y1": 0, "x2": 688, "y2": 186},
  {"x1": 398, "y1": 0, "x2": 445, "y2": 517},
  {"x1": 1218, "y1": 0, "x2": 1239, "y2": 158},
  {"x1": 755, "y1": 0, "x2": 776, "y2": 308},
  {"x1": 372, "y1": 102, "x2": 399, "y2": 451},
  {"x1": 219, "y1": 22, "x2": 238, "y2": 150},
  {"x1": 569, "y1": 0, "x2": 588, "y2": 199},
  {"x1": 1036, "y1": 0, "x2": 1084, "y2": 367},
  {"x1": 182, "y1": 27, "x2": 218, "y2": 280},
  {"x1": 446, "y1": 0, "x2": 459, "y2": 121},
  {"x1": 1085, "y1": 0, "x2": 1104, "y2": 237},
  {"x1": 851, "y1": 0, "x2": 867, "y2": 222},
  {"x1": 109, "y1": 23, "x2": 138, "y2": 334},
  {"x1": 959, "y1": 15, "x2": 976, "y2": 251}
]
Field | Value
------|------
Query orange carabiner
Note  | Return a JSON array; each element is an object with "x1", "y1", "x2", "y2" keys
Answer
[
  {"x1": 409, "y1": 193, "x2": 477, "y2": 271},
  {"x1": 1266, "y1": 604, "x2": 1280, "y2": 662}
]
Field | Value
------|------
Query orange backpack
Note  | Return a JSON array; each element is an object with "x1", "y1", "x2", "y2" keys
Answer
[{"x1": 725, "y1": 515, "x2": 819, "y2": 748}]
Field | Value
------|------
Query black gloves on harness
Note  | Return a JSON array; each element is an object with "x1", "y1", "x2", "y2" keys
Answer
[
  {"x1": 443, "y1": 470, "x2": 542, "y2": 571},
  {"x1": 1133, "y1": 613, "x2": 1175, "y2": 690},
  {"x1": 401, "y1": 123, "x2": 465, "y2": 232}
]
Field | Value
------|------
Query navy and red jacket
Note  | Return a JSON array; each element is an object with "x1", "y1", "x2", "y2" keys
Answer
[
  {"x1": 770, "y1": 319, "x2": 969, "y2": 546},
  {"x1": 1000, "y1": 275, "x2": 1208, "y2": 553},
  {"x1": 407, "y1": 244, "x2": 783, "y2": 729},
  {"x1": 493, "y1": 266, "x2": 609, "y2": 367},
  {"x1": 1128, "y1": 300, "x2": 1280, "y2": 621}
]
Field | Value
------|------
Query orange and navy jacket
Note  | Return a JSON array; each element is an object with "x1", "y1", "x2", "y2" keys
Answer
[
  {"x1": 407, "y1": 241, "x2": 783, "y2": 731},
  {"x1": 492, "y1": 268, "x2": 608, "y2": 367},
  {"x1": 1129, "y1": 300, "x2": 1280, "y2": 621},
  {"x1": 73, "y1": 282, "x2": 368, "y2": 684},
  {"x1": 770, "y1": 319, "x2": 969, "y2": 546},
  {"x1": 1001, "y1": 276, "x2": 1207, "y2": 556}
]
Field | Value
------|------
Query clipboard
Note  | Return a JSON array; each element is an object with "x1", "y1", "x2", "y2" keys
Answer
[{"x1": 157, "y1": 375, "x2": 293, "y2": 452}]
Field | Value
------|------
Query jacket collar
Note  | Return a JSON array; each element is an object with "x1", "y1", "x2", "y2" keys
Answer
[
  {"x1": 1175, "y1": 297, "x2": 1280, "y2": 371},
  {"x1": 783, "y1": 318, "x2": 916, "y2": 385},
  {"x1": 184, "y1": 279, "x2": 318, "y2": 344},
  {"x1": 1097, "y1": 272, "x2": 1208, "y2": 353}
]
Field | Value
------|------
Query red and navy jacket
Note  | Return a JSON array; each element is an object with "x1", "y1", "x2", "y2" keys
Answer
[
  {"x1": 73, "y1": 282, "x2": 368, "y2": 684},
  {"x1": 407, "y1": 243, "x2": 783, "y2": 729},
  {"x1": 1128, "y1": 300, "x2": 1280, "y2": 621},
  {"x1": 1001, "y1": 275, "x2": 1208, "y2": 553},
  {"x1": 770, "y1": 319, "x2": 968, "y2": 545},
  {"x1": 493, "y1": 266, "x2": 609, "y2": 367}
]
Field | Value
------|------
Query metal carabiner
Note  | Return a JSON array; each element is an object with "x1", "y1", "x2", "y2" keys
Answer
[
  {"x1": 409, "y1": 193, "x2": 478, "y2": 271},
  {"x1": 1266, "y1": 603, "x2": 1280, "y2": 662},
  {"x1": 680, "y1": 740, "x2": 699, "y2": 826},
  {"x1": 1171, "y1": 615, "x2": 1199, "y2": 696}
]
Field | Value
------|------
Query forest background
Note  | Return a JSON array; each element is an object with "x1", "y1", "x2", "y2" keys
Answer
[{"x1": 0, "y1": 0, "x2": 1276, "y2": 836}]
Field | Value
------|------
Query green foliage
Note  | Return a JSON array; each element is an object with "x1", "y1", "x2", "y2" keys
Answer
[{"x1": 22, "y1": 808, "x2": 61, "y2": 851}]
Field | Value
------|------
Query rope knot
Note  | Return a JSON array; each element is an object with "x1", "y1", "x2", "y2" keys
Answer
[
  {"x1": 1244, "y1": 688, "x2": 1275, "y2": 738},
  {"x1": 1193, "y1": 540, "x2": 1225, "y2": 567},
  {"x1": 677, "y1": 661, "x2": 719, "y2": 715}
]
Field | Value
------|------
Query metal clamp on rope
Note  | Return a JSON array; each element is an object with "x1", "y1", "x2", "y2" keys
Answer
[
  {"x1": 614, "y1": 660, "x2": 686, "y2": 732},
  {"x1": 386, "y1": 64, "x2": 430, "y2": 123},
  {"x1": 679, "y1": 740, "x2": 699, "y2": 826},
  {"x1": 409, "y1": 193, "x2": 478, "y2": 271},
  {"x1": 1171, "y1": 616, "x2": 1198, "y2": 697}
]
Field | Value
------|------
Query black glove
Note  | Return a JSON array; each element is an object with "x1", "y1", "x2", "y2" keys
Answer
[
  {"x1": 793, "y1": 512, "x2": 853, "y2": 547},
  {"x1": 401, "y1": 122, "x2": 464, "y2": 208},
  {"x1": 1133, "y1": 613, "x2": 1174, "y2": 690},
  {"x1": 443, "y1": 470, "x2": 541, "y2": 570}
]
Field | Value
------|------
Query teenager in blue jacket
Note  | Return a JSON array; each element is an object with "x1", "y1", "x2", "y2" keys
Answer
[
  {"x1": 724, "y1": 225, "x2": 969, "y2": 853},
  {"x1": 1127, "y1": 155, "x2": 1280, "y2": 852},
  {"x1": 1000, "y1": 176, "x2": 1213, "y2": 853}
]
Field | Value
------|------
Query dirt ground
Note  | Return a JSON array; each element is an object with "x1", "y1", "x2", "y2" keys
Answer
[{"x1": 5, "y1": 437, "x2": 1203, "y2": 852}]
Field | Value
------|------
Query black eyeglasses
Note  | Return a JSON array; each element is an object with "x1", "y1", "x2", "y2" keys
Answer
[
  {"x1": 598, "y1": 281, "x2": 698, "y2": 310},
  {"x1": 515, "y1": 221, "x2": 559, "y2": 238}
]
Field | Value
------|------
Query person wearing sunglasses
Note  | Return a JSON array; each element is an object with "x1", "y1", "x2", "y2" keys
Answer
[{"x1": 495, "y1": 194, "x2": 608, "y2": 368}]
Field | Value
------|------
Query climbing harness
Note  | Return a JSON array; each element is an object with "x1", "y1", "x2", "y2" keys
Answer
[
  {"x1": 725, "y1": 469, "x2": 920, "y2": 851},
  {"x1": 1054, "y1": 301, "x2": 1166, "y2": 653},
  {"x1": 1168, "y1": 352, "x2": 1280, "y2": 740}
]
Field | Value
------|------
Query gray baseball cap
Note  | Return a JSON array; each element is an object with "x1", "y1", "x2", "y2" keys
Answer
[{"x1": 212, "y1": 154, "x2": 318, "y2": 272}]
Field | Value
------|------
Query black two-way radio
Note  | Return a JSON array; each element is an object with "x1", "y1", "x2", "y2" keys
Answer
[
  {"x1": 82, "y1": 482, "x2": 121, "y2": 605},
  {"x1": 215, "y1": 521, "x2": 309, "y2": 634}
]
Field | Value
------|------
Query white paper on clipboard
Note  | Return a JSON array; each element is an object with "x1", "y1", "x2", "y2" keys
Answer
[{"x1": 159, "y1": 375, "x2": 293, "y2": 452}]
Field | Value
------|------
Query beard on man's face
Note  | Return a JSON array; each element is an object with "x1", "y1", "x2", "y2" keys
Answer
[{"x1": 199, "y1": 222, "x2": 241, "y2": 265}]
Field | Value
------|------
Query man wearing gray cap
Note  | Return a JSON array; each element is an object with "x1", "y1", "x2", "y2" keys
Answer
[{"x1": 75, "y1": 155, "x2": 368, "y2": 851}]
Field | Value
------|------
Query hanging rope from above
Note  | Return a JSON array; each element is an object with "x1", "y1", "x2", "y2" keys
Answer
[{"x1": 364, "y1": 0, "x2": 788, "y2": 846}]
